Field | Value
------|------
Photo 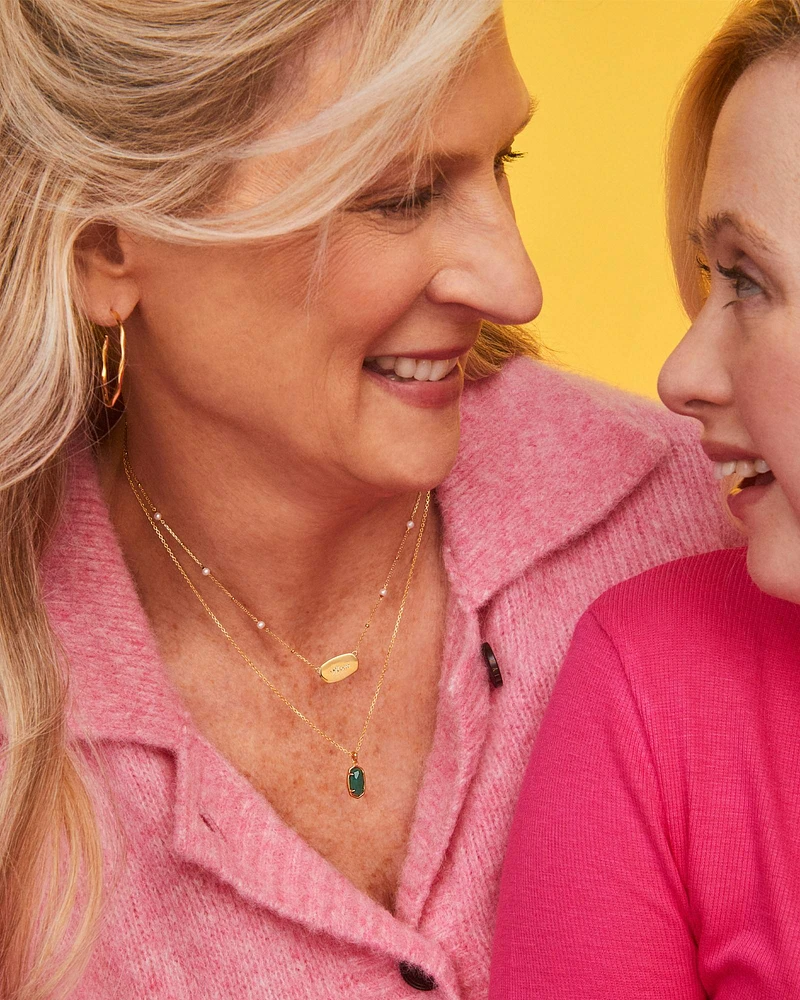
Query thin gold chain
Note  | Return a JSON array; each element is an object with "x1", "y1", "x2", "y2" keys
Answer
[
  {"x1": 124, "y1": 446, "x2": 431, "y2": 762},
  {"x1": 122, "y1": 440, "x2": 421, "y2": 672}
]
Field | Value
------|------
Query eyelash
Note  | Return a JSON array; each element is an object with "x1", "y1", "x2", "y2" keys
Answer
[
  {"x1": 496, "y1": 147, "x2": 526, "y2": 172},
  {"x1": 370, "y1": 146, "x2": 526, "y2": 218},
  {"x1": 695, "y1": 255, "x2": 763, "y2": 303}
]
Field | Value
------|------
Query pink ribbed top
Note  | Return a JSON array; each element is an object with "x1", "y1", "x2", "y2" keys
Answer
[
  {"x1": 40, "y1": 360, "x2": 736, "y2": 998},
  {"x1": 491, "y1": 547, "x2": 800, "y2": 999}
]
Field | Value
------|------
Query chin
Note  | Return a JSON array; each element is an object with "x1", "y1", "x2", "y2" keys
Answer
[
  {"x1": 745, "y1": 534, "x2": 800, "y2": 604},
  {"x1": 377, "y1": 451, "x2": 459, "y2": 495},
  {"x1": 354, "y1": 404, "x2": 462, "y2": 495},
  {"x1": 365, "y1": 434, "x2": 462, "y2": 496}
]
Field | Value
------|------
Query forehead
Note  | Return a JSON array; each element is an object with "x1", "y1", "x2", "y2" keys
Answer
[
  {"x1": 427, "y1": 28, "x2": 531, "y2": 154},
  {"x1": 302, "y1": 17, "x2": 530, "y2": 155},
  {"x1": 701, "y1": 54, "x2": 800, "y2": 248}
]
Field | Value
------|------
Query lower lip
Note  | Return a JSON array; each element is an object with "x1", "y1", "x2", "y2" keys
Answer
[
  {"x1": 362, "y1": 364, "x2": 463, "y2": 409},
  {"x1": 727, "y1": 477, "x2": 776, "y2": 519}
]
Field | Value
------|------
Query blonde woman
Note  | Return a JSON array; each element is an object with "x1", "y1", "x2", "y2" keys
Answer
[
  {"x1": 0, "y1": 2, "x2": 732, "y2": 998},
  {"x1": 491, "y1": 1, "x2": 800, "y2": 997}
]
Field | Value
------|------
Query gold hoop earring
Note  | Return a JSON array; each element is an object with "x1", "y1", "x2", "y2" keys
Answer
[{"x1": 101, "y1": 310, "x2": 127, "y2": 408}]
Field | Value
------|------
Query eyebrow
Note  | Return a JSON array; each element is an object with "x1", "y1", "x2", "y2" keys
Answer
[
  {"x1": 515, "y1": 96, "x2": 539, "y2": 138},
  {"x1": 430, "y1": 96, "x2": 539, "y2": 170},
  {"x1": 689, "y1": 211, "x2": 779, "y2": 256},
  {"x1": 355, "y1": 96, "x2": 540, "y2": 195},
  {"x1": 493, "y1": 95, "x2": 539, "y2": 154}
]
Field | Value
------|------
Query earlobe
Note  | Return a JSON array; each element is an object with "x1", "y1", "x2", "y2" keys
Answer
[{"x1": 74, "y1": 222, "x2": 139, "y2": 327}]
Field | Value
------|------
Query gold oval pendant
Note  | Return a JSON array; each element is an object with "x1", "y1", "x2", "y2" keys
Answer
[{"x1": 318, "y1": 653, "x2": 359, "y2": 683}]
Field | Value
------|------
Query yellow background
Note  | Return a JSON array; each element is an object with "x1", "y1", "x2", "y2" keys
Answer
[{"x1": 504, "y1": 0, "x2": 737, "y2": 398}]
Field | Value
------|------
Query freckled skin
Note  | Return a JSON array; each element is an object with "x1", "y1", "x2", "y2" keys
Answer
[{"x1": 659, "y1": 55, "x2": 800, "y2": 604}]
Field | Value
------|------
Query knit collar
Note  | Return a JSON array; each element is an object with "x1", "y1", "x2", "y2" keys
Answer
[
  {"x1": 437, "y1": 357, "x2": 674, "y2": 609},
  {"x1": 43, "y1": 358, "x2": 673, "y2": 750}
]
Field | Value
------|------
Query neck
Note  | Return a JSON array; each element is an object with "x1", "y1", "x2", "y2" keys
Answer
[{"x1": 97, "y1": 415, "x2": 437, "y2": 654}]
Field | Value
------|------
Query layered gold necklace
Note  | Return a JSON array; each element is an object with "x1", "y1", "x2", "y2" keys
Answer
[{"x1": 122, "y1": 437, "x2": 430, "y2": 798}]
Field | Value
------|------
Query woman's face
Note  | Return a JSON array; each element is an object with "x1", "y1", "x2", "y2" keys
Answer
[
  {"x1": 659, "y1": 54, "x2": 800, "y2": 602},
  {"x1": 99, "y1": 24, "x2": 541, "y2": 501}
]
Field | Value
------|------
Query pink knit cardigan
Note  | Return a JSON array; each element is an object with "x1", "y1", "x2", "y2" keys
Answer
[{"x1": 41, "y1": 359, "x2": 735, "y2": 999}]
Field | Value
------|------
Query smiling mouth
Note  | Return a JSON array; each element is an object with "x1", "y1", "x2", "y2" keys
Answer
[
  {"x1": 363, "y1": 355, "x2": 461, "y2": 383},
  {"x1": 737, "y1": 471, "x2": 776, "y2": 491},
  {"x1": 714, "y1": 458, "x2": 776, "y2": 491}
]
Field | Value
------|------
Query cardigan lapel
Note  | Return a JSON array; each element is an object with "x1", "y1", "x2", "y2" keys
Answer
[
  {"x1": 437, "y1": 358, "x2": 675, "y2": 610},
  {"x1": 43, "y1": 440, "x2": 190, "y2": 753}
]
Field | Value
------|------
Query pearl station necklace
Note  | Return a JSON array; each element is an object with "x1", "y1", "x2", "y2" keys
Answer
[
  {"x1": 123, "y1": 442, "x2": 423, "y2": 683},
  {"x1": 122, "y1": 435, "x2": 431, "y2": 798}
]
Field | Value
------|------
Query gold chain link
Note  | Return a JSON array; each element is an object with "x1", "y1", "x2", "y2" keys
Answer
[
  {"x1": 123, "y1": 441, "x2": 430, "y2": 763},
  {"x1": 123, "y1": 440, "x2": 421, "y2": 672}
]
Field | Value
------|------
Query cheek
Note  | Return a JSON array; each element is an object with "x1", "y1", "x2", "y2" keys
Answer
[
  {"x1": 318, "y1": 226, "x2": 432, "y2": 339},
  {"x1": 136, "y1": 239, "x2": 318, "y2": 347},
  {"x1": 744, "y1": 483, "x2": 800, "y2": 602},
  {"x1": 733, "y1": 350, "x2": 800, "y2": 601},
  {"x1": 735, "y1": 346, "x2": 800, "y2": 505}
]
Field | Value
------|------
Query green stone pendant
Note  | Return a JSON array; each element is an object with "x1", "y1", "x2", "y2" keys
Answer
[{"x1": 347, "y1": 763, "x2": 366, "y2": 799}]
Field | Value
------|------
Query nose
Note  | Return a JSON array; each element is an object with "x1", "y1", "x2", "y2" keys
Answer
[
  {"x1": 425, "y1": 183, "x2": 543, "y2": 325},
  {"x1": 657, "y1": 301, "x2": 734, "y2": 424}
]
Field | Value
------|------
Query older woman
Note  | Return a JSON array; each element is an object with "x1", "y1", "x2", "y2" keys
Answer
[
  {"x1": 0, "y1": 2, "x2": 732, "y2": 998},
  {"x1": 491, "y1": 1, "x2": 800, "y2": 997}
]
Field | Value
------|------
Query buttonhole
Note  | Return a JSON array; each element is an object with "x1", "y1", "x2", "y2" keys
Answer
[{"x1": 200, "y1": 812, "x2": 220, "y2": 834}]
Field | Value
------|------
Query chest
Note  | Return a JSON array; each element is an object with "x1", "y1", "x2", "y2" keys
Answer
[{"x1": 156, "y1": 595, "x2": 445, "y2": 910}]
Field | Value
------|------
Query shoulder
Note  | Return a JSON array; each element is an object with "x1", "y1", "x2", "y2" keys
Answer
[
  {"x1": 589, "y1": 547, "x2": 771, "y2": 646},
  {"x1": 462, "y1": 356, "x2": 703, "y2": 452},
  {"x1": 578, "y1": 547, "x2": 800, "y2": 705},
  {"x1": 442, "y1": 359, "x2": 738, "y2": 606},
  {"x1": 460, "y1": 357, "x2": 727, "y2": 506}
]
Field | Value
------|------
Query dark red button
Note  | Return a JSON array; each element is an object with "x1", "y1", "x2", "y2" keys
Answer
[
  {"x1": 399, "y1": 962, "x2": 438, "y2": 991},
  {"x1": 482, "y1": 642, "x2": 503, "y2": 688}
]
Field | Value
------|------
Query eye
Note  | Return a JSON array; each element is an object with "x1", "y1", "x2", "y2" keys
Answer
[
  {"x1": 494, "y1": 146, "x2": 525, "y2": 176},
  {"x1": 367, "y1": 186, "x2": 439, "y2": 219},
  {"x1": 715, "y1": 261, "x2": 763, "y2": 302}
]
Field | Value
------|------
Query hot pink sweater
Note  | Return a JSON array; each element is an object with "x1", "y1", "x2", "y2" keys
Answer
[
  {"x1": 42, "y1": 360, "x2": 735, "y2": 998},
  {"x1": 490, "y1": 546, "x2": 800, "y2": 999}
]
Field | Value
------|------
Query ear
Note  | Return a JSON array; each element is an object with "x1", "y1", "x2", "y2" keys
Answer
[{"x1": 74, "y1": 223, "x2": 140, "y2": 326}]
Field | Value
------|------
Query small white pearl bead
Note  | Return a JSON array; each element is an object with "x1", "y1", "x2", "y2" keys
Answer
[
  {"x1": 406, "y1": 520, "x2": 415, "y2": 530},
  {"x1": 256, "y1": 621, "x2": 265, "y2": 630},
  {"x1": 154, "y1": 512, "x2": 162, "y2": 521},
  {"x1": 379, "y1": 588, "x2": 388, "y2": 598},
  {"x1": 201, "y1": 566, "x2": 211, "y2": 576}
]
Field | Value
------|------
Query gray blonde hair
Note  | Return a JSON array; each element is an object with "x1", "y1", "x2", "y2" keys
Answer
[{"x1": 0, "y1": 1, "x2": 545, "y2": 996}]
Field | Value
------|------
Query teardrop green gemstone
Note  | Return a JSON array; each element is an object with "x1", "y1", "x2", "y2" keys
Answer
[{"x1": 347, "y1": 764, "x2": 366, "y2": 799}]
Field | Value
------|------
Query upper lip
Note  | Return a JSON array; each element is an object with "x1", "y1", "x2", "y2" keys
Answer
[
  {"x1": 702, "y1": 441, "x2": 763, "y2": 463},
  {"x1": 364, "y1": 345, "x2": 472, "y2": 362}
]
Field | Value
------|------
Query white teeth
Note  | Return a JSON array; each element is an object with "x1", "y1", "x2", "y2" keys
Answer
[
  {"x1": 364, "y1": 355, "x2": 460, "y2": 382},
  {"x1": 428, "y1": 359, "x2": 451, "y2": 381},
  {"x1": 714, "y1": 461, "x2": 737, "y2": 480},
  {"x1": 394, "y1": 357, "x2": 417, "y2": 379},
  {"x1": 713, "y1": 458, "x2": 772, "y2": 480}
]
